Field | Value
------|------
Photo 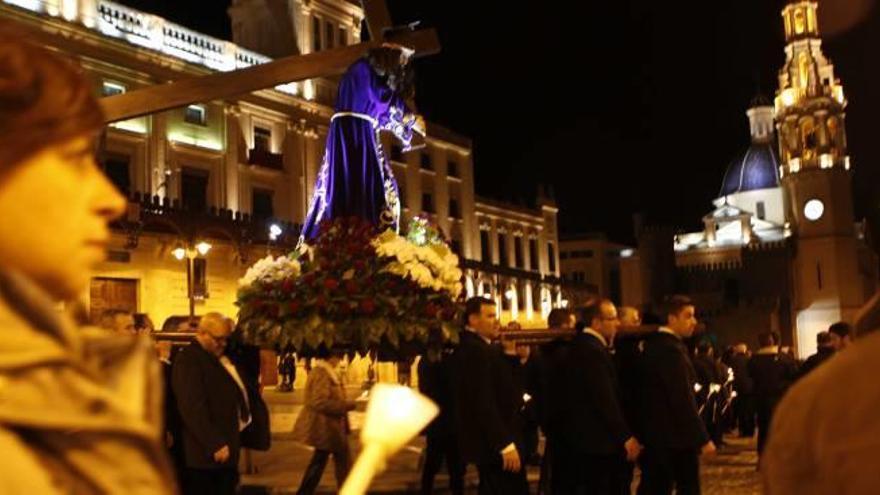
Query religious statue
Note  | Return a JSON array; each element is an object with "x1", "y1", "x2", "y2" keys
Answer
[{"x1": 300, "y1": 45, "x2": 425, "y2": 241}]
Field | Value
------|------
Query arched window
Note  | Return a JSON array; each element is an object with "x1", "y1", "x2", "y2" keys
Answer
[
  {"x1": 800, "y1": 117, "x2": 817, "y2": 160},
  {"x1": 794, "y1": 9, "x2": 806, "y2": 34},
  {"x1": 826, "y1": 116, "x2": 841, "y2": 154}
]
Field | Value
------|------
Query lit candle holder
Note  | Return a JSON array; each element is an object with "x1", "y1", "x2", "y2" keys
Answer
[{"x1": 339, "y1": 384, "x2": 439, "y2": 495}]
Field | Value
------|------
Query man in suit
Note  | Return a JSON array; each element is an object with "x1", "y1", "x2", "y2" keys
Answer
[
  {"x1": 616, "y1": 306, "x2": 645, "y2": 493},
  {"x1": 548, "y1": 298, "x2": 641, "y2": 494},
  {"x1": 451, "y1": 296, "x2": 528, "y2": 494},
  {"x1": 637, "y1": 296, "x2": 715, "y2": 495},
  {"x1": 172, "y1": 313, "x2": 250, "y2": 495},
  {"x1": 418, "y1": 343, "x2": 464, "y2": 495},
  {"x1": 727, "y1": 343, "x2": 755, "y2": 438},
  {"x1": 748, "y1": 331, "x2": 798, "y2": 458},
  {"x1": 532, "y1": 307, "x2": 576, "y2": 494},
  {"x1": 798, "y1": 331, "x2": 836, "y2": 379},
  {"x1": 692, "y1": 342, "x2": 727, "y2": 448},
  {"x1": 155, "y1": 339, "x2": 185, "y2": 485}
]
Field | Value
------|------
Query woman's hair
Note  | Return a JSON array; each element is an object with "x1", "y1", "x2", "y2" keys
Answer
[
  {"x1": 366, "y1": 46, "x2": 415, "y2": 100},
  {"x1": 0, "y1": 22, "x2": 104, "y2": 172}
]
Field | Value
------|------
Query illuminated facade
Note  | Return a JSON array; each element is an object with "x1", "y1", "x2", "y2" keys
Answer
[
  {"x1": 1, "y1": 0, "x2": 560, "y2": 335},
  {"x1": 468, "y1": 196, "x2": 562, "y2": 327},
  {"x1": 635, "y1": 1, "x2": 876, "y2": 357}
]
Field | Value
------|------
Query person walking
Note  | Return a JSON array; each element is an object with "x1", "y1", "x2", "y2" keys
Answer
[{"x1": 292, "y1": 346, "x2": 356, "y2": 494}]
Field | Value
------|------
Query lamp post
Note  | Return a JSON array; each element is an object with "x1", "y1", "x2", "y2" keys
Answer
[{"x1": 172, "y1": 241, "x2": 212, "y2": 319}]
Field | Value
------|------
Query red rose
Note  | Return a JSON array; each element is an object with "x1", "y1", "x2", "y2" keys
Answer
[
  {"x1": 265, "y1": 303, "x2": 279, "y2": 317},
  {"x1": 441, "y1": 308, "x2": 456, "y2": 321},
  {"x1": 282, "y1": 279, "x2": 294, "y2": 293},
  {"x1": 324, "y1": 278, "x2": 339, "y2": 291},
  {"x1": 425, "y1": 303, "x2": 440, "y2": 318},
  {"x1": 345, "y1": 280, "x2": 359, "y2": 295},
  {"x1": 359, "y1": 298, "x2": 376, "y2": 315},
  {"x1": 354, "y1": 260, "x2": 367, "y2": 271},
  {"x1": 288, "y1": 301, "x2": 300, "y2": 314}
]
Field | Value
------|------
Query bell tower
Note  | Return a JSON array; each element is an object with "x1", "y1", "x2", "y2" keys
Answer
[{"x1": 775, "y1": 1, "x2": 866, "y2": 355}]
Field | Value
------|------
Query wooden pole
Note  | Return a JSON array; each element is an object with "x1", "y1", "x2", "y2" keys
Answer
[{"x1": 100, "y1": 29, "x2": 440, "y2": 123}]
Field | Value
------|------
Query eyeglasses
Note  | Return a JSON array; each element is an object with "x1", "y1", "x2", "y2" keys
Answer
[{"x1": 207, "y1": 333, "x2": 229, "y2": 344}]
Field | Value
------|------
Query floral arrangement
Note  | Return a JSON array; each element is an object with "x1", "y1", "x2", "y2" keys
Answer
[{"x1": 236, "y1": 216, "x2": 463, "y2": 357}]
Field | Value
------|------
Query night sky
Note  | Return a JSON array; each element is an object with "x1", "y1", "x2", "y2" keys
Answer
[{"x1": 118, "y1": 0, "x2": 880, "y2": 244}]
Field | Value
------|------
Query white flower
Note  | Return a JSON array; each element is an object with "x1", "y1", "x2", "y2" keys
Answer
[
  {"x1": 239, "y1": 255, "x2": 301, "y2": 288},
  {"x1": 372, "y1": 229, "x2": 463, "y2": 296}
]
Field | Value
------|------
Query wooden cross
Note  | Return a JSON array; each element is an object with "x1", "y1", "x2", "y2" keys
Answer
[{"x1": 101, "y1": 0, "x2": 439, "y2": 123}]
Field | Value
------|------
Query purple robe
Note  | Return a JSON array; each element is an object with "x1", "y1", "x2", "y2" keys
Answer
[{"x1": 300, "y1": 59, "x2": 418, "y2": 241}]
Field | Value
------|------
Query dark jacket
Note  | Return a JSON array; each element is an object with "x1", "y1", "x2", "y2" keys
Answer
[
  {"x1": 693, "y1": 354, "x2": 720, "y2": 405},
  {"x1": 418, "y1": 349, "x2": 456, "y2": 438},
  {"x1": 797, "y1": 347, "x2": 835, "y2": 380},
  {"x1": 748, "y1": 349, "x2": 799, "y2": 403},
  {"x1": 532, "y1": 338, "x2": 569, "y2": 432},
  {"x1": 614, "y1": 332, "x2": 645, "y2": 440},
  {"x1": 451, "y1": 331, "x2": 523, "y2": 464},
  {"x1": 637, "y1": 331, "x2": 709, "y2": 450},
  {"x1": 729, "y1": 352, "x2": 753, "y2": 395},
  {"x1": 227, "y1": 343, "x2": 271, "y2": 451},
  {"x1": 549, "y1": 332, "x2": 630, "y2": 455},
  {"x1": 172, "y1": 342, "x2": 248, "y2": 469}
]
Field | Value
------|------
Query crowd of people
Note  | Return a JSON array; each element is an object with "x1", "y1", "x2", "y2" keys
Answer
[
  {"x1": 6, "y1": 22, "x2": 880, "y2": 495},
  {"x1": 415, "y1": 296, "x2": 860, "y2": 495}
]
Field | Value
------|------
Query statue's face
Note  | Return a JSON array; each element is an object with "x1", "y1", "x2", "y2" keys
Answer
[{"x1": 0, "y1": 135, "x2": 125, "y2": 299}]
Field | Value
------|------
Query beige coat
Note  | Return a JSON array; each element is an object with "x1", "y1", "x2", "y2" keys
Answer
[
  {"x1": 763, "y1": 330, "x2": 880, "y2": 494},
  {"x1": 291, "y1": 362, "x2": 352, "y2": 452},
  {"x1": 0, "y1": 271, "x2": 176, "y2": 494}
]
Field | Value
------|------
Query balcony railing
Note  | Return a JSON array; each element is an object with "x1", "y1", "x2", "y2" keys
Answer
[
  {"x1": 115, "y1": 192, "x2": 300, "y2": 255},
  {"x1": 461, "y1": 258, "x2": 563, "y2": 286},
  {"x1": 247, "y1": 148, "x2": 285, "y2": 170}
]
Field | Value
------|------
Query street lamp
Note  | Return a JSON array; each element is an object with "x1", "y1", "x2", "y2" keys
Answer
[
  {"x1": 269, "y1": 223, "x2": 282, "y2": 241},
  {"x1": 172, "y1": 245, "x2": 186, "y2": 261},
  {"x1": 172, "y1": 240, "x2": 212, "y2": 319},
  {"x1": 196, "y1": 241, "x2": 212, "y2": 256}
]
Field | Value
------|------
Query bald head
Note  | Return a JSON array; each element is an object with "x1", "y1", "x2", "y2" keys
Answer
[{"x1": 196, "y1": 312, "x2": 233, "y2": 356}]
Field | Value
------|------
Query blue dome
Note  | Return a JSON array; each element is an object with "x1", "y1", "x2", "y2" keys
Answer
[{"x1": 719, "y1": 142, "x2": 780, "y2": 197}]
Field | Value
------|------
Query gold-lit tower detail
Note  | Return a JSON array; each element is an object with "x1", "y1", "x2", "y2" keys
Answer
[
  {"x1": 776, "y1": 0, "x2": 868, "y2": 354},
  {"x1": 775, "y1": 1, "x2": 848, "y2": 176}
]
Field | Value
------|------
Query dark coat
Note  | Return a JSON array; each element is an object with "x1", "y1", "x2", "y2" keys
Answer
[
  {"x1": 172, "y1": 342, "x2": 248, "y2": 469},
  {"x1": 614, "y1": 331, "x2": 645, "y2": 435},
  {"x1": 548, "y1": 332, "x2": 631, "y2": 455},
  {"x1": 693, "y1": 354, "x2": 720, "y2": 405},
  {"x1": 531, "y1": 338, "x2": 569, "y2": 432},
  {"x1": 418, "y1": 350, "x2": 456, "y2": 439},
  {"x1": 729, "y1": 352, "x2": 754, "y2": 395},
  {"x1": 748, "y1": 350, "x2": 799, "y2": 404},
  {"x1": 227, "y1": 343, "x2": 271, "y2": 451},
  {"x1": 636, "y1": 331, "x2": 709, "y2": 450},
  {"x1": 797, "y1": 347, "x2": 835, "y2": 380},
  {"x1": 451, "y1": 331, "x2": 524, "y2": 464}
]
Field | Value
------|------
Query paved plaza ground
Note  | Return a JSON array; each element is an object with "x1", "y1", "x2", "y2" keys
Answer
[{"x1": 240, "y1": 388, "x2": 761, "y2": 494}]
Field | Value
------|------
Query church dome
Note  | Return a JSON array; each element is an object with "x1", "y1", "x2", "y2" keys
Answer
[{"x1": 718, "y1": 142, "x2": 780, "y2": 197}]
